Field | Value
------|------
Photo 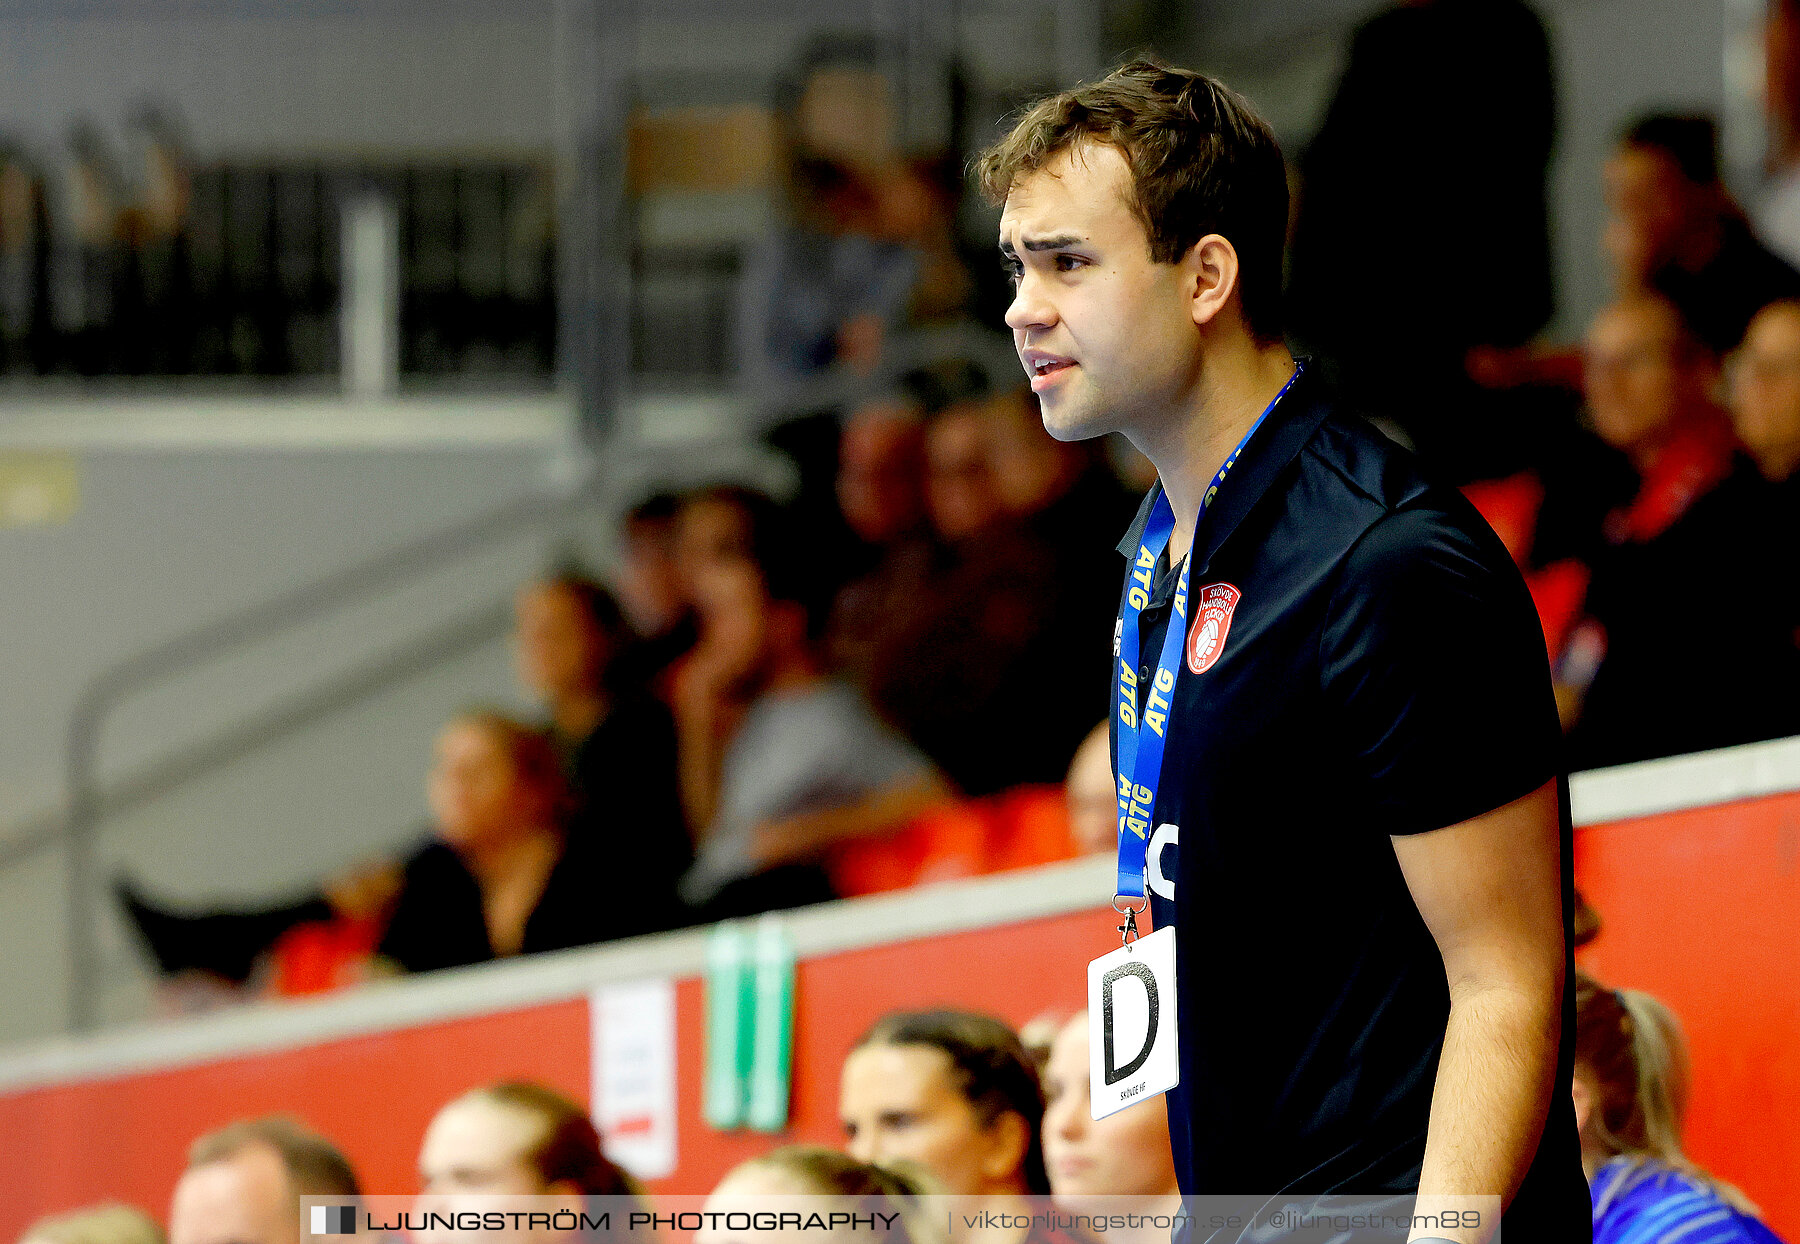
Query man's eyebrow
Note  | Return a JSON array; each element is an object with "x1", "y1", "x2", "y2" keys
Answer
[{"x1": 998, "y1": 234, "x2": 1085, "y2": 256}]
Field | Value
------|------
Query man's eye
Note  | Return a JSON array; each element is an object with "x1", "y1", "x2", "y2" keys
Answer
[{"x1": 1055, "y1": 254, "x2": 1083, "y2": 272}]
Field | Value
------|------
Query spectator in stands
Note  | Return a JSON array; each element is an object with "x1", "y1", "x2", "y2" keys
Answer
[
  {"x1": 1040, "y1": 1012, "x2": 1179, "y2": 1215},
  {"x1": 1605, "y1": 113, "x2": 1800, "y2": 353},
  {"x1": 20, "y1": 1205, "x2": 163, "y2": 1244},
  {"x1": 674, "y1": 507, "x2": 947, "y2": 919},
  {"x1": 1757, "y1": 0, "x2": 1800, "y2": 269},
  {"x1": 114, "y1": 572, "x2": 687, "y2": 993},
  {"x1": 419, "y1": 1081, "x2": 636, "y2": 1195},
  {"x1": 827, "y1": 382, "x2": 938, "y2": 683},
  {"x1": 49, "y1": 119, "x2": 123, "y2": 375},
  {"x1": 735, "y1": 35, "x2": 920, "y2": 396},
  {"x1": 1063, "y1": 723, "x2": 1114, "y2": 857},
  {"x1": 1573, "y1": 975, "x2": 1786, "y2": 1243},
  {"x1": 1285, "y1": 0, "x2": 1556, "y2": 469},
  {"x1": 838, "y1": 391, "x2": 930, "y2": 552},
  {"x1": 1730, "y1": 300, "x2": 1800, "y2": 486},
  {"x1": 373, "y1": 711, "x2": 622, "y2": 971},
  {"x1": 1561, "y1": 295, "x2": 1747, "y2": 765},
  {"x1": 673, "y1": 485, "x2": 777, "y2": 601},
  {"x1": 119, "y1": 708, "x2": 630, "y2": 983},
  {"x1": 611, "y1": 491, "x2": 699, "y2": 699},
  {"x1": 115, "y1": 102, "x2": 194, "y2": 374},
  {"x1": 514, "y1": 573, "x2": 690, "y2": 924},
  {"x1": 863, "y1": 391, "x2": 1114, "y2": 795},
  {"x1": 0, "y1": 139, "x2": 51, "y2": 375},
  {"x1": 700, "y1": 1147, "x2": 937, "y2": 1244},
  {"x1": 840, "y1": 1010, "x2": 1049, "y2": 1197},
  {"x1": 167, "y1": 1117, "x2": 360, "y2": 1244}
]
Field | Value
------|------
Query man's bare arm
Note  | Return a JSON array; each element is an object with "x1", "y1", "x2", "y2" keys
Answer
[{"x1": 1391, "y1": 779, "x2": 1565, "y2": 1244}]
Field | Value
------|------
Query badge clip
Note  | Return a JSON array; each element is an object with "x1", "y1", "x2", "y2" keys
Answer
[{"x1": 1112, "y1": 894, "x2": 1147, "y2": 951}]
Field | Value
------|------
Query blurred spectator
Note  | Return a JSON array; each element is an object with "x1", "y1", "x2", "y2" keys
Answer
[
  {"x1": 48, "y1": 120, "x2": 124, "y2": 374},
  {"x1": 828, "y1": 361, "x2": 1002, "y2": 682},
  {"x1": 373, "y1": 711, "x2": 621, "y2": 971},
  {"x1": 1573, "y1": 975, "x2": 1785, "y2": 1243},
  {"x1": 168, "y1": 1116, "x2": 360, "y2": 1244},
  {"x1": 1729, "y1": 299, "x2": 1800, "y2": 484},
  {"x1": 674, "y1": 515, "x2": 948, "y2": 919},
  {"x1": 114, "y1": 103, "x2": 195, "y2": 374},
  {"x1": 1062, "y1": 723, "x2": 1114, "y2": 858},
  {"x1": 863, "y1": 391, "x2": 1116, "y2": 795},
  {"x1": 1286, "y1": 0, "x2": 1556, "y2": 465},
  {"x1": 735, "y1": 36, "x2": 919, "y2": 395},
  {"x1": 612, "y1": 492, "x2": 700, "y2": 699},
  {"x1": 617, "y1": 493, "x2": 685, "y2": 637},
  {"x1": 1758, "y1": 0, "x2": 1800, "y2": 268},
  {"x1": 120, "y1": 568, "x2": 691, "y2": 989},
  {"x1": 1040, "y1": 1011, "x2": 1179, "y2": 1212},
  {"x1": 514, "y1": 573, "x2": 690, "y2": 923},
  {"x1": 0, "y1": 139, "x2": 51, "y2": 373},
  {"x1": 838, "y1": 393, "x2": 930, "y2": 550},
  {"x1": 20, "y1": 1206, "x2": 163, "y2": 1244},
  {"x1": 840, "y1": 1010, "x2": 1048, "y2": 1197},
  {"x1": 700, "y1": 1147, "x2": 938, "y2": 1244},
  {"x1": 1563, "y1": 297, "x2": 1765, "y2": 765},
  {"x1": 1604, "y1": 113, "x2": 1800, "y2": 353},
  {"x1": 418, "y1": 1082, "x2": 636, "y2": 1196},
  {"x1": 980, "y1": 385, "x2": 1136, "y2": 608}
]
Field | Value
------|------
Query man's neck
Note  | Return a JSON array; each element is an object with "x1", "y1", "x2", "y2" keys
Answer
[{"x1": 1132, "y1": 336, "x2": 1297, "y2": 565}]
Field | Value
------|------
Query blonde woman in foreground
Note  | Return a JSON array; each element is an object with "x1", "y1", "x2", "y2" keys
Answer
[{"x1": 1573, "y1": 974, "x2": 1786, "y2": 1243}]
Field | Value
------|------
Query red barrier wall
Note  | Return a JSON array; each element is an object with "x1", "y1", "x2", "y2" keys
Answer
[
  {"x1": 2, "y1": 781, "x2": 1795, "y2": 1242},
  {"x1": 1574, "y1": 788, "x2": 1800, "y2": 1240},
  {"x1": 0, "y1": 907, "x2": 1107, "y2": 1238}
]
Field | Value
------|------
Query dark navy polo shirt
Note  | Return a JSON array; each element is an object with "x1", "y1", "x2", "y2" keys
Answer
[{"x1": 1109, "y1": 366, "x2": 1589, "y2": 1239}]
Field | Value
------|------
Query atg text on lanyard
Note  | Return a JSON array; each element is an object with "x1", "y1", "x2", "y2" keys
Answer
[
  {"x1": 1112, "y1": 361, "x2": 1303, "y2": 905},
  {"x1": 1088, "y1": 362, "x2": 1301, "y2": 1122}
]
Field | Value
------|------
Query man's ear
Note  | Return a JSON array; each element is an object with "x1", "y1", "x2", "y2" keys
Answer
[{"x1": 1186, "y1": 234, "x2": 1241, "y2": 330}]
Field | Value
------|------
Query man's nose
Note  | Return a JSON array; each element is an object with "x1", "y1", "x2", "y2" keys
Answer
[{"x1": 1005, "y1": 270, "x2": 1054, "y2": 333}]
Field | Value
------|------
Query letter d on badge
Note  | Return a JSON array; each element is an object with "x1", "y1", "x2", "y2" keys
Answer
[{"x1": 1086, "y1": 926, "x2": 1178, "y2": 1119}]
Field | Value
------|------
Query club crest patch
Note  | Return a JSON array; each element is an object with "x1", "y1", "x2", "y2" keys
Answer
[{"x1": 1186, "y1": 583, "x2": 1241, "y2": 674}]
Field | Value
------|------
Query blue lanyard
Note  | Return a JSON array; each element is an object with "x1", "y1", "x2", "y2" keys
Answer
[{"x1": 1114, "y1": 363, "x2": 1303, "y2": 900}]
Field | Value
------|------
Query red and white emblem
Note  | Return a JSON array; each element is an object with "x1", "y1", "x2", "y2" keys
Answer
[{"x1": 1186, "y1": 582, "x2": 1241, "y2": 675}]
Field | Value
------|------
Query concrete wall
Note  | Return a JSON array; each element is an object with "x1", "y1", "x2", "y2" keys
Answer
[
  {"x1": 0, "y1": 396, "x2": 600, "y2": 1040},
  {"x1": 0, "y1": 0, "x2": 557, "y2": 157}
]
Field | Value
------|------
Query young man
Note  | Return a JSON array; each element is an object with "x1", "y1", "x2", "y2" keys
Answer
[{"x1": 978, "y1": 61, "x2": 1587, "y2": 1242}]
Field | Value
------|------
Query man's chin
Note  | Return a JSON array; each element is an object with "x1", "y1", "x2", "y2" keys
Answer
[{"x1": 1038, "y1": 397, "x2": 1110, "y2": 443}]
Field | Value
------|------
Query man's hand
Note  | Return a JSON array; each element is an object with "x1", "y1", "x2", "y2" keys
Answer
[{"x1": 1391, "y1": 779, "x2": 1565, "y2": 1244}]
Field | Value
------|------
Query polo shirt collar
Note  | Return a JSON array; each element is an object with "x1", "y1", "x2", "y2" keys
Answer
[{"x1": 1113, "y1": 361, "x2": 1331, "y2": 577}]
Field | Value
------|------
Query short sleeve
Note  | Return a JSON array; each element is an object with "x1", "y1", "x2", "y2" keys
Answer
[{"x1": 1319, "y1": 504, "x2": 1560, "y2": 835}]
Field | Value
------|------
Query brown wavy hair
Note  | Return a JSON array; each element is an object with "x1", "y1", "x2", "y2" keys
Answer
[{"x1": 975, "y1": 57, "x2": 1288, "y2": 342}]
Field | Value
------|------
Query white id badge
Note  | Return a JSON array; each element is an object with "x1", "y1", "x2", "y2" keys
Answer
[{"x1": 1086, "y1": 924, "x2": 1178, "y2": 1119}]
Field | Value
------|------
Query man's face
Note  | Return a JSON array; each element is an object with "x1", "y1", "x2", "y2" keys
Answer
[
  {"x1": 169, "y1": 1146, "x2": 298, "y2": 1244},
  {"x1": 1000, "y1": 144, "x2": 1199, "y2": 444}
]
